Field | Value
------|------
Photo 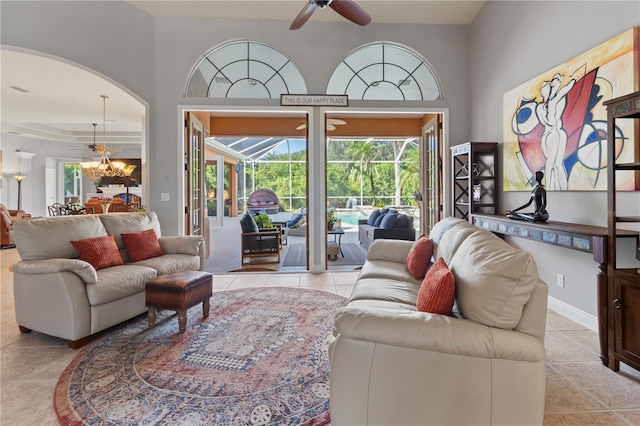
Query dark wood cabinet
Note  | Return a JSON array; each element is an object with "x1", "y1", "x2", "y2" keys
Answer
[
  {"x1": 614, "y1": 274, "x2": 640, "y2": 368},
  {"x1": 451, "y1": 142, "x2": 497, "y2": 221},
  {"x1": 604, "y1": 91, "x2": 640, "y2": 373}
]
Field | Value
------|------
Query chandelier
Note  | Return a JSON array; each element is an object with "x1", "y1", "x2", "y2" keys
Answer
[{"x1": 81, "y1": 95, "x2": 126, "y2": 178}]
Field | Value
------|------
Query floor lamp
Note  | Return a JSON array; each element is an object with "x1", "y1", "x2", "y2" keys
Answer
[{"x1": 14, "y1": 174, "x2": 25, "y2": 210}]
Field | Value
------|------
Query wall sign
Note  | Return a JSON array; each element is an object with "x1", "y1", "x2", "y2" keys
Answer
[{"x1": 281, "y1": 94, "x2": 348, "y2": 107}]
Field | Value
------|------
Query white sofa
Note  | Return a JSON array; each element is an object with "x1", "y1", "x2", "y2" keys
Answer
[
  {"x1": 328, "y1": 217, "x2": 548, "y2": 425},
  {"x1": 11, "y1": 212, "x2": 205, "y2": 348}
]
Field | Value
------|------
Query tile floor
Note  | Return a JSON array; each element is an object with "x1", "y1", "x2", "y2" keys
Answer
[{"x1": 2, "y1": 247, "x2": 640, "y2": 425}]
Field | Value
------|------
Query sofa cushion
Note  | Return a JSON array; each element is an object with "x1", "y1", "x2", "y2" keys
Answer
[
  {"x1": 358, "y1": 259, "x2": 421, "y2": 284},
  {"x1": 406, "y1": 236, "x2": 434, "y2": 280},
  {"x1": 372, "y1": 210, "x2": 387, "y2": 227},
  {"x1": 416, "y1": 257, "x2": 455, "y2": 315},
  {"x1": 287, "y1": 213, "x2": 304, "y2": 227},
  {"x1": 394, "y1": 214, "x2": 409, "y2": 228},
  {"x1": 429, "y1": 217, "x2": 467, "y2": 245},
  {"x1": 100, "y1": 212, "x2": 162, "y2": 250},
  {"x1": 134, "y1": 254, "x2": 201, "y2": 276},
  {"x1": 121, "y1": 229, "x2": 163, "y2": 262},
  {"x1": 13, "y1": 215, "x2": 108, "y2": 260},
  {"x1": 349, "y1": 278, "x2": 420, "y2": 306},
  {"x1": 347, "y1": 299, "x2": 419, "y2": 312},
  {"x1": 434, "y1": 220, "x2": 479, "y2": 263},
  {"x1": 448, "y1": 229, "x2": 539, "y2": 329},
  {"x1": 379, "y1": 212, "x2": 398, "y2": 229},
  {"x1": 367, "y1": 209, "x2": 382, "y2": 226},
  {"x1": 86, "y1": 264, "x2": 157, "y2": 305},
  {"x1": 158, "y1": 236, "x2": 204, "y2": 256},
  {"x1": 366, "y1": 239, "x2": 415, "y2": 263},
  {"x1": 240, "y1": 212, "x2": 259, "y2": 233},
  {"x1": 70, "y1": 235, "x2": 123, "y2": 270}
]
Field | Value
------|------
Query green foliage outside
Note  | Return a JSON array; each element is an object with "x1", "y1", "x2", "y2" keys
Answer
[
  {"x1": 327, "y1": 139, "x2": 419, "y2": 208},
  {"x1": 225, "y1": 139, "x2": 420, "y2": 213},
  {"x1": 63, "y1": 164, "x2": 81, "y2": 197},
  {"x1": 327, "y1": 209, "x2": 337, "y2": 226},
  {"x1": 251, "y1": 150, "x2": 307, "y2": 211},
  {"x1": 253, "y1": 213, "x2": 273, "y2": 228}
]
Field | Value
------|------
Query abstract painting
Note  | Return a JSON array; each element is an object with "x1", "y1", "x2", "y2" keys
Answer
[{"x1": 504, "y1": 27, "x2": 639, "y2": 191}]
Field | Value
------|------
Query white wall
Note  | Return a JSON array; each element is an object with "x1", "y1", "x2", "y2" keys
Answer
[{"x1": 468, "y1": 1, "x2": 640, "y2": 321}]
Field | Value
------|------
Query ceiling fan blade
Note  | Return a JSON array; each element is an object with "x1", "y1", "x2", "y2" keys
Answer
[
  {"x1": 296, "y1": 124, "x2": 307, "y2": 130},
  {"x1": 329, "y1": 0, "x2": 371, "y2": 26},
  {"x1": 327, "y1": 124, "x2": 337, "y2": 131},
  {"x1": 328, "y1": 118, "x2": 347, "y2": 125},
  {"x1": 290, "y1": 2, "x2": 317, "y2": 30}
]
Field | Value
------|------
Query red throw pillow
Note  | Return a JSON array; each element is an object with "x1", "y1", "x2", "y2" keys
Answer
[
  {"x1": 71, "y1": 235, "x2": 123, "y2": 270},
  {"x1": 416, "y1": 257, "x2": 455, "y2": 315},
  {"x1": 121, "y1": 229, "x2": 163, "y2": 262},
  {"x1": 406, "y1": 235, "x2": 434, "y2": 279}
]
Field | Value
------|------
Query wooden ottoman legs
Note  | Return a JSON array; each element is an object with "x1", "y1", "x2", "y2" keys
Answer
[
  {"x1": 203, "y1": 299, "x2": 210, "y2": 318},
  {"x1": 148, "y1": 307, "x2": 158, "y2": 328},
  {"x1": 148, "y1": 302, "x2": 209, "y2": 333},
  {"x1": 145, "y1": 271, "x2": 213, "y2": 334}
]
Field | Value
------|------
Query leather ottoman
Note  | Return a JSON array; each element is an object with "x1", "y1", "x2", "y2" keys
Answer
[{"x1": 145, "y1": 270, "x2": 213, "y2": 333}]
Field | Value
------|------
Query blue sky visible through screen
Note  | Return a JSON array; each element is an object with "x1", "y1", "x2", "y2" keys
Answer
[{"x1": 270, "y1": 138, "x2": 306, "y2": 156}]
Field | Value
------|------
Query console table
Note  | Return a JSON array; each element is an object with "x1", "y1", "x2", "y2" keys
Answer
[{"x1": 471, "y1": 214, "x2": 639, "y2": 368}]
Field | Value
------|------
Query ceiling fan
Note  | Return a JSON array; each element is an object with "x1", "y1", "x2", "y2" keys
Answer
[
  {"x1": 296, "y1": 118, "x2": 347, "y2": 131},
  {"x1": 69, "y1": 144, "x2": 123, "y2": 154},
  {"x1": 290, "y1": 0, "x2": 372, "y2": 30},
  {"x1": 68, "y1": 123, "x2": 122, "y2": 154}
]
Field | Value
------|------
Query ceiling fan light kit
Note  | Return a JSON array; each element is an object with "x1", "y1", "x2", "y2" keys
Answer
[
  {"x1": 81, "y1": 95, "x2": 127, "y2": 179},
  {"x1": 290, "y1": 0, "x2": 371, "y2": 30},
  {"x1": 296, "y1": 118, "x2": 347, "y2": 131}
]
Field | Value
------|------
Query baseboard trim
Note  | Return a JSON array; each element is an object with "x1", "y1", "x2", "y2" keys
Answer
[{"x1": 547, "y1": 296, "x2": 598, "y2": 332}]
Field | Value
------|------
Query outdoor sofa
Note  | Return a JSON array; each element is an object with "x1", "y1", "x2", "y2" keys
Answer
[
  {"x1": 247, "y1": 188, "x2": 280, "y2": 214},
  {"x1": 358, "y1": 208, "x2": 416, "y2": 249}
]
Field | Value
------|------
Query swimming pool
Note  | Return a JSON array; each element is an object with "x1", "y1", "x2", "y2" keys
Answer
[{"x1": 336, "y1": 212, "x2": 368, "y2": 225}]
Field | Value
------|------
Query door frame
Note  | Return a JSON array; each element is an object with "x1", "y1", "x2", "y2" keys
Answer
[{"x1": 178, "y1": 104, "x2": 450, "y2": 272}]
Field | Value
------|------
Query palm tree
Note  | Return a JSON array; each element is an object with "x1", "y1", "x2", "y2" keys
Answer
[
  {"x1": 347, "y1": 140, "x2": 379, "y2": 206},
  {"x1": 399, "y1": 146, "x2": 420, "y2": 202}
]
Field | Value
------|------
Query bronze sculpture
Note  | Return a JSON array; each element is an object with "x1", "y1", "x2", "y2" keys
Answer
[{"x1": 507, "y1": 171, "x2": 549, "y2": 222}]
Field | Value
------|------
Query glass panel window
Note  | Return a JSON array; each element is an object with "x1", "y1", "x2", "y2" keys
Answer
[
  {"x1": 63, "y1": 163, "x2": 82, "y2": 204},
  {"x1": 186, "y1": 40, "x2": 307, "y2": 99},
  {"x1": 327, "y1": 42, "x2": 442, "y2": 101}
]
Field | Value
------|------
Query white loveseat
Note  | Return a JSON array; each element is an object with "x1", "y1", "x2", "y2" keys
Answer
[
  {"x1": 328, "y1": 217, "x2": 548, "y2": 425},
  {"x1": 11, "y1": 212, "x2": 205, "y2": 348}
]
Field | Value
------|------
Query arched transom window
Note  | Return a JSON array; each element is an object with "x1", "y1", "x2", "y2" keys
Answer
[
  {"x1": 327, "y1": 42, "x2": 442, "y2": 101},
  {"x1": 185, "y1": 40, "x2": 307, "y2": 99}
]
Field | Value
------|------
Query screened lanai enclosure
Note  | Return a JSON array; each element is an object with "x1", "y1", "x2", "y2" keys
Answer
[{"x1": 206, "y1": 136, "x2": 420, "y2": 216}]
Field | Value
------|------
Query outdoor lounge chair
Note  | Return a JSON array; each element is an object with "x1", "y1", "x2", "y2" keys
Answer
[
  {"x1": 240, "y1": 212, "x2": 281, "y2": 264},
  {"x1": 247, "y1": 188, "x2": 280, "y2": 214}
]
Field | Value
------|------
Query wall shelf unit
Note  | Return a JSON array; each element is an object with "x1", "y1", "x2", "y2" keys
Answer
[
  {"x1": 451, "y1": 142, "x2": 497, "y2": 221},
  {"x1": 604, "y1": 90, "x2": 640, "y2": 373}
]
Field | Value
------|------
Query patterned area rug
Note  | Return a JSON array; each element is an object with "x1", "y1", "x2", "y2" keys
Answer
[
  {"x1": 283, "y1": 243, "x2": 367, "y2": 267},
  {"x1": 54, "y1": 287, "x2": 347, "y2": 425}
]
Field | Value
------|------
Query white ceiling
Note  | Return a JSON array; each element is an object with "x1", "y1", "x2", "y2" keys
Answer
[
  {"x1": 1, "y1": 49, "x2": 145, "y2": 145},
  {"x1": 0, "y1": 1, "x2": 484, "y2": 145},
  {"x1": 130, "y1": 0, "x2": 485, "y2": 25}
]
